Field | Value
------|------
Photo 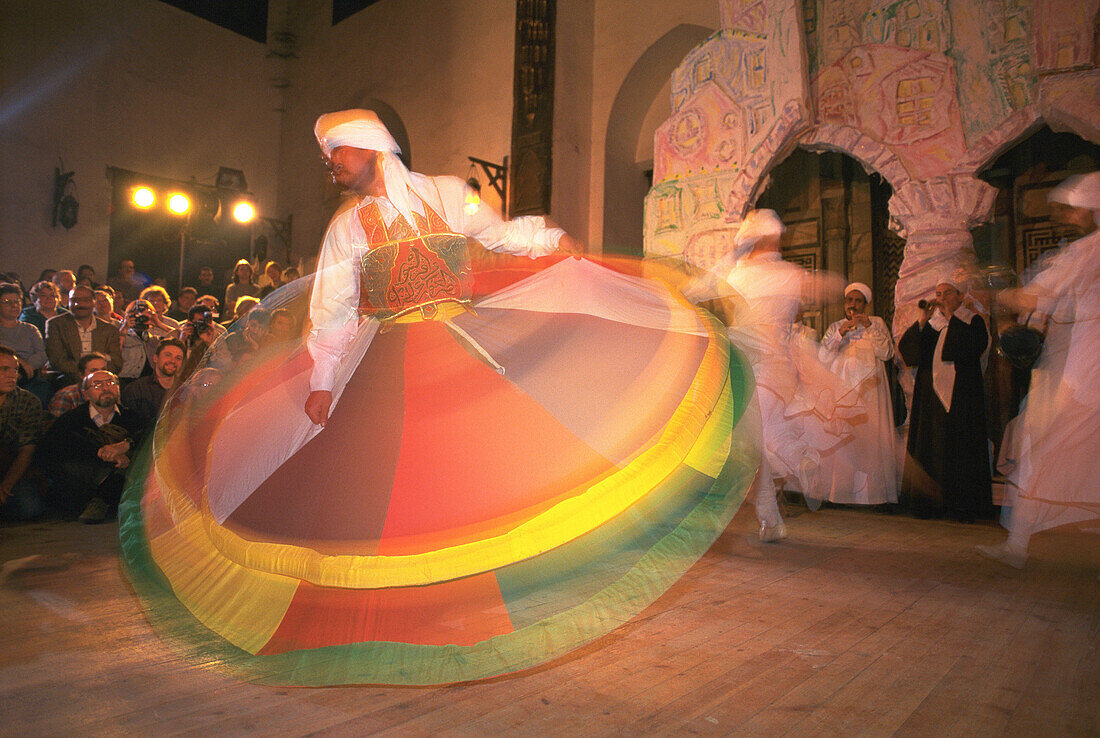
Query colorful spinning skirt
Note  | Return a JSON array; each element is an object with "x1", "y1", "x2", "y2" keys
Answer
[{"x1": 120, "y1": 257, "x2": 757, "y2": 685}]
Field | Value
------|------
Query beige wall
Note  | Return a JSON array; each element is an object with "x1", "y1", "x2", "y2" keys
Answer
[
  {"x1": 0, "y1": 0, "x2": 282, "y2": 283},
  {"x1": 2, "y1": 0, "x2": 744, "y2": 276}
]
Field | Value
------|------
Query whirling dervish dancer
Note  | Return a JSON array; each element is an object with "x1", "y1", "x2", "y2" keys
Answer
[
  {"x1": 979, "y1": 172, "x2": 1100, "y2": 568},
  {"x1": 120, "y1": 109, "x2": 759, "y2": 685}
]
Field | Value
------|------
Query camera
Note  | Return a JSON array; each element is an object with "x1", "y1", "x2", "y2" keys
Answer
[
  {"x1": 131, "y1": 304, "x2": 151, "y2": 335},
  {"x1": 186, "y1": 305, "x2": 214, "y2": 344}
]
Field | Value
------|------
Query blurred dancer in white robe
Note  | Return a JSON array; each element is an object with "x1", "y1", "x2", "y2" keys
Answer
[
  {"x1": 979, "y1": 172, "x2": 1100, "y2": 568},
  {"x1": 704, "y1": 210, "x2": 853, "y2": 541},
  {"x1": 818, "y1": 283, "x2": 900, "y2": 504}
]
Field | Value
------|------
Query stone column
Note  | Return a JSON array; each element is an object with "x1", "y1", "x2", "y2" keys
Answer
[{"x1": 889, "y1": 175, "x2": 997, "y2": 337}]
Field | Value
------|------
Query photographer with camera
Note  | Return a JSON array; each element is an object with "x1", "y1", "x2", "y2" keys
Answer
[
  {"x1": 117, "y1": 298, "x2": 176, "y2": 385},
  {"x1": 173, "y1": 302, "x2": 229, "y2": 384}
]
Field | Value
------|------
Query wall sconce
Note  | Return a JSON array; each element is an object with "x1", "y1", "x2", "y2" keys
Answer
[
  {"x1": 52, "y1": 166, "x2": 79, "y2": 229},
  {"x1": 466, "y1": 156, "x2": 508, "y2": 216}
]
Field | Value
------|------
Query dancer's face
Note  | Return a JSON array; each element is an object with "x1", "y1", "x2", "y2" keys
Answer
[{"x1": 324, "y1": 146, "x2": 379, "y2": 194}]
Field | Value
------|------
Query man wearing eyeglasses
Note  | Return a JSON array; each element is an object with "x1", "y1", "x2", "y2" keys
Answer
[
  {"x1": 39, "y1": 369, "x2": 144, "y2": 523},
  {"x1": 44, "y1": 285, "x2": 122, "y2": 387}
]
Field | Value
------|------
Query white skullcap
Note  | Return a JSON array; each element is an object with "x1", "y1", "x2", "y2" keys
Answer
[
  {"x1": 1048, "y1": 172, "x2": 1100, "y2": 211},
  {"x1": 314, "y1": 109, "x2": 401, "y2": 157},
  {"x1": 845, "y1": 282, "x2": 872, "y2": 302},
  {"x1": 935, "y1": 274, "x2": 965, "y2": 293},
  {"x1": 734, "y1": 209, "x2": 785, "y2": 254}
]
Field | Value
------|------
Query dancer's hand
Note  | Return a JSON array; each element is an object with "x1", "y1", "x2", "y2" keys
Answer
[
  {"x1": 305, "y1": 390, "x2": 332, "y2": 426},
  {"x1": 557, "y1": 234, "x2": 586, "y2": 255}
]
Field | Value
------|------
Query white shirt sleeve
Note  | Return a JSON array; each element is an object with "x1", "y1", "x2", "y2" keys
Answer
[
  {"x1": 821, "y1": 320, "x2": 844, "y2": 352},
  {"x1": 307, "y1": 207, "x2": 365, "y2": 392},
  {"x1": 435, "y1": 177, "x2": 564, "y2": 257},
  {"x1": 866, "y1": 317, "x2": 896, "y2": 360}
]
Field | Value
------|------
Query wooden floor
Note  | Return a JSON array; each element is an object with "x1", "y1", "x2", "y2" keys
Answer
[{"x1": 2, "y1": 503, "x2": 1097, "y2": 736}]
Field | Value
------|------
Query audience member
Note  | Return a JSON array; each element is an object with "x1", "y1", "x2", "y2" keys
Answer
[
  {"x1": 196, "y1": 294, "x2": 221, "y2": 321},
  {"x1": 76, "y1": 264, "x2": 99, "y2": 289},
  {"x1": 224, "y1": 259, "x2": 261, "y2": 313},
  {"x1": 107, "y1": 259, "x2": 147, "y2": 303},
  {"x1": 93, "y1": 288, "x2": 122, "y2": 323},
  {"x1": 40, "y1": 370, "x2": 143, "y2": 523},
  {"x1": 52, "y1": 269, "x2": 76, "y2": 309},
  {"x1": 818, "y1": 282, "x2": 900, "y2": 505},
  {"x1": 176, "y1": 303, "x2": 229, "y2": 381},
  {"x1": 121, "y1": 338, "x2": 184, "y2": 428},
  {"x1": 167, "y1": 286, "x2": 198, "y2": 322},
  {"x1": 267, "y1": 308, "x2": 299, "y2": 343},
  {"x1": 44, "y1": 285, "x2": 123, "y2": 386},
  {"x1": 898, "y1": 277, "x2": 991, "y2": 522},
  {"x1": 21, "y1": 281, "x2": 68, "y2": 336},
  {"x1": 36, "y1": 269, "x2": 58, "y2": 286},
  {"x1": 225, "y1": 295, "x2": 260, "y2": 327},
  {"x1": 117, "y1": 298, "x2": 176, "y2": 383},
  {"x1": 138, "y1": 285, "x2": 180, "y2": 330},
  {"x1": 0, "y1": 283, "x2": 49, "y2": 404},
  {"x1": 258, "y1": 260, "x2": 283, "y2": 290},
  {"x1": 0, "y1": 347, "x2": 45, "y2": 522},
  {"x1": 225, "y1": 307, "x2": 270, "y2": 363},
  {"x1": 47, "y1": 352, "x2": 109, "y2": 418},
  {"x1": 196, "y1": 265, "x2": 222, "y2": 300},
  {"x1": 281, "y1": 266, "x2": 300, "y2": 284}
]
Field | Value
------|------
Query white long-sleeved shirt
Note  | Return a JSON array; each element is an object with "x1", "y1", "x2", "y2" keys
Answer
[{"x1": 308, "y1": 173, "x2": 564, "y2": 391}]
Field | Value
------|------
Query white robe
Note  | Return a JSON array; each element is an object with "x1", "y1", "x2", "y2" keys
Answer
[
  {"x1": 818, "y1": 316, "x2": 900, "y2": 504},
  {"x1": 721, "y1": 253, "x2": 864, "y2": 496},
  {"x1": 1000, "y1": 229, "x2": 1100, "y2": 549}
]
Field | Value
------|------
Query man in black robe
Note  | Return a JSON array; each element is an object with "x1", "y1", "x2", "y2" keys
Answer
[{"x1": 898, "y1": 278, "x2": 991, "y2": 522}]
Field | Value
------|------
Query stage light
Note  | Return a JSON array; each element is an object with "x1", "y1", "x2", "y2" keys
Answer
[
  {"x1": 167, "y1": 193, "x2": 191, "y2": 215},
  {"x1": 133, "y1": 187, "x2": 155, "y2": 209},
  {"x1": 232, "y1": 201, "x2": 256, "y2": 223}
]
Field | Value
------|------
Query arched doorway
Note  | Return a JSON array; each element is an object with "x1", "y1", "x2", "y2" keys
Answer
[
  {"x1": 754, "y1": 148, "x2": 899, "y2": 334},
  {"x1": 973, "y1": 124, "x2": 1100, "y2": 455},
  {"x1": 603, "y1": 24, "x2": 714, "y2": 255}
]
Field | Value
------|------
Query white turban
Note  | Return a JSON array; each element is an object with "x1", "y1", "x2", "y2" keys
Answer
[
  {"x1": 314, "y1": 109, "x2": 418, "y2": 230},
  {"x1": 314, "y1": 109, "x2": 401, "y2": 157},
  {"x1": 1048, "y1": 171, "x2": 1100, "y2": 211},
  {"x1": 935, "y1": 275, "x2": 965, "y2": 293},
  {"x1": 733, "y1": 209, "x2": 785, "y2": 256},
  {"x1": 845, "y1": 282, "x2": 872, "y2": 302}
]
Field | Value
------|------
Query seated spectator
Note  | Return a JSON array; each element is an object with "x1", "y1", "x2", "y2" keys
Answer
[
  {"x1": 20, "y1": 281, "x2": 68, "y2": 336},
  {"x1": 224, "y1": 295, "x2": 260, "y2": 328},
  {"x1": 48, "y1": 351, "x2": 110, "y2": 418},
  {"x1": 0, "y1": 283, "x2": 48, "y2": 376},
  {"x1": 39, "y1": 370, "x2": 143, "y2": 523},
  {"x1": 76, "y1": 264, "x2": 99, "y2": 289},
  {"x1": 224, "y1": 259, "x2": 261, "y2": 314},
  {"x1": 52, "y1": 269, "x2": 76, "y2": 309},
  {"x1": 225, "y1": 307, "x2": 269, "y2": 363},
  {"x1": 121, "y1": 338, "x2": 185, "y2": 428},
  {"x1": 44, "y1": 285, "x2": 123, "y2": 386},
  {"x1": 0, "y1": 283, "x2": 49, "y2": 404},
  {"x1": 267, "y1": 308, "x2": 299, "y2": 343},
  {"x1": 175, "y1": 303, "x2": 229, "y2": 382},
  {"x1": 196, "y1": 266, "x2": 222, "y2": 303},
  {"x1": 167, "y1": 286, "x2": 198, "y2": 322},
  {"x1": 0, "y1": 347, "x2": 45, "y2": 522},
  {"x1": 106, "y1": 259, "x2": 147, "y2": 304},
  {"x1": 36, "y1": 268, "x2": 58, "y2": 286},
  {"x1": 281, "y1": 266, "x2": 300, "y2": 284},
  {"x1": 93, "y1": 288, "x2": 122, "y2": 323},
  {"x1": 138, "y1": 285, "x2": 180, "y2": 331},
  {"x1": 196, "y1": 294, "x2": 221, "y2": 322},
  {"x1": 258, "y1": 260, "x2": 283, "y2": 290},
  {"x1": 118, "y1": 299, "x2": 176, "y2": 383}
]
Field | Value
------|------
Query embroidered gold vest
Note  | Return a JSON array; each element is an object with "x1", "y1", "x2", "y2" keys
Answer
[{"x1": 356, "y1": 197, "x2": 471, "y2": 318}]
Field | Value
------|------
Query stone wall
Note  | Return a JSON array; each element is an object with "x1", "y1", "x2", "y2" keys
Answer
[{"x1": 645, "y1": 0, "x2": 1100, "y2": 335}]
